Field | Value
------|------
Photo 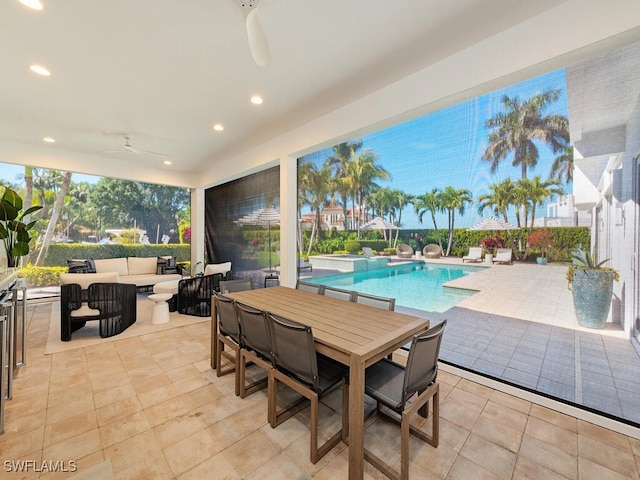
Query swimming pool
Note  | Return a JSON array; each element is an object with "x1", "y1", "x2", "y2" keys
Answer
[{"x1": 306, "y1": 263, "x2": 483, "y2": 312}]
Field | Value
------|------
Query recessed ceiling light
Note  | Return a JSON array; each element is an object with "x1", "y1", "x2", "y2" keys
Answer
[
  {"x1": 213, "y1": 123, "x2": 224, "y2": 132},
  {"x1": 163, "y1": 160, "x2": 172, "y2": 165},
  {"x1": 19, "y1": 0, "x2": 43, "y2": 10},
  {"x1": 250, "y1": 95, "x2": 263, "y2": 105},
  {"x1": 42, "y1": 137, "x2": 55, "y2": 143},
  {"x1": 30, "y1": 64, "x2": 50, "y2": 76}
]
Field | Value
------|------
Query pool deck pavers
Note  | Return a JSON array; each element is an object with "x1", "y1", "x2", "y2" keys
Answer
[{"x1": 305, "y1": 257, "x2": 640, "y2": 427}]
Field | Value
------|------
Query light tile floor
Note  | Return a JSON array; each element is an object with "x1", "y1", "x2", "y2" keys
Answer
[{"x1": 1, "y1": 300, "x2": 639, "y2": 479}]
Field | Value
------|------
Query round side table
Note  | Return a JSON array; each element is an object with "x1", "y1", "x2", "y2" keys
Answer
[{"x1": 149, "y1": 293, "x2": 172, "y2": 325}]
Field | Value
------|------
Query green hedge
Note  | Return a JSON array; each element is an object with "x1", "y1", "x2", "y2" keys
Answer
[
  {"x1": 19, "y1": 266, "x2": 67, "y2": 287},
  {"x1": 44, "y1": 244, "x2": 191, "y2": 267},
  {"x1": 306, "y1": 227, "x2": 590, "y2": 261}
]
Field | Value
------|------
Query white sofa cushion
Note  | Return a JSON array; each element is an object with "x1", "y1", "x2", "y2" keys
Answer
[
  {"x1": 94, "y1": 258, "x2": 129, "y2": 276},
  {"x1": 59, "y1": 272, "x2": 120, "y2": 290},
  {"x1": 120, "y1": 273, "x2": 181, "y2": 287},
  {"x1": 204, "y1": 262, "x2": 232, "y2": 276},
  {"x1": 127, "y1": 257, "x2": 158, "y2": 275}
]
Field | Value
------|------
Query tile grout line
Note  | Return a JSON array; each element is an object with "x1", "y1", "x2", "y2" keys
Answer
[{"x1": 574, "y1": 330, "x2": 582, "y2": 404}]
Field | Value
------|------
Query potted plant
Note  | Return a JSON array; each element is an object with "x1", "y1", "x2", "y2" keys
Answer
[
  {"x1": 0, "y1": 187, "x2": 42, "y2": 268},
  {"x1": 566, "y1": 248, "x2": 619, "y2": 329},
  {"x1": 528, "y1": 229, "x2": 554, "y2": 265},
  {"x1": 480, "y1": 236, "x2": 504, "y2": 262}
]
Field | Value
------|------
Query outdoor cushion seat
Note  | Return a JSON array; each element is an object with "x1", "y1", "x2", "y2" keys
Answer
[
  {"x1": 494, "y1": 248, "x2": 513, "y2": 264},
  {"x1": 177, "y1": 273, "x2": 224, "y2": 317},
  {"x1": 423, "y1": 244, "x2": 442, "y2": 258},
  {"x1": 59, "y1": 272, "x2": 137, "y2": 341},
  {"x1": 396, "y1": 244, "x2": 414, "y2": 258},
  {"x1": 462, "y1": 247, "x2": 483, "y2": 263}
]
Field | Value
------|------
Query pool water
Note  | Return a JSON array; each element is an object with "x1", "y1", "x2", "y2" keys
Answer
[{"x1": 307, "y1": 263, "x2": 483, "y2": 312}]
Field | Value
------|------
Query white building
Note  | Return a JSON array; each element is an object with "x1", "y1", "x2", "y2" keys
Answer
[{"x1": 566, "y1": 41, "x2": 640, "y2": 345}]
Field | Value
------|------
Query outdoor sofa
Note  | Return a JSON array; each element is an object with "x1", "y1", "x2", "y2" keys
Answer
[{"x1": 67, "y1": 256, "x2": 182, "y2": 289}]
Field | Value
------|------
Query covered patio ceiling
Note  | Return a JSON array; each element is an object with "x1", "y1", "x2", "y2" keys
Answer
[{"x1": 0, "y1": 0, "x2": 567, "y2": 186}]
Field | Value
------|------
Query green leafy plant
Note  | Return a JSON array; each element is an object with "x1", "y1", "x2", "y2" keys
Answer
[
  {"x1": 0, "y1": 187, "x2": 42, "y2": 267},
  {"x1": 344, "y1": 240, "x2": 361, "y2": 254},
  {"x1": 566, "y1": 248, "x2": 619, "y2": 289}
]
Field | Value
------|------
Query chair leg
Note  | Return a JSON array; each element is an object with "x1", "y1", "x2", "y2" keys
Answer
[
  {"x1": 341, "y1": 379, "x2": 349, "y2": 443},
  {"x1": 238, "y1": 350, "x2": 269, "y2": 399},
  {"x1": 365, "y1": 382, "x2": 440, "y2": 480},
  {"x1": 269, "y1": 370, "x2": 343, "y2": 464}
]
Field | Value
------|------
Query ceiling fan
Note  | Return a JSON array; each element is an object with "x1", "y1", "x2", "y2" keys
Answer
[
  {"x1": 232, "y1": 0, "x2": 271, "y2": 67},
  {"x1": 103, "y1": 134, "x2": 171, "y2": 158}
]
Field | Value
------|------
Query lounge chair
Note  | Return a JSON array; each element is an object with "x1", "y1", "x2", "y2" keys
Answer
[
  {"x1": 462, "y1": 247, "x2": 483, "y2": 263},
  {"x1": 494, "y1": 248, "x2": 513, "y2": 264},
  {"x1": 396, "y1": 244, "x2": 414, "y2": 258},
  {"x1": 362, "y1": 247, "x2": 375, "y2": 258},
  {"x1": 423, "y1": 244, "x2": 442, "y2": 259}
]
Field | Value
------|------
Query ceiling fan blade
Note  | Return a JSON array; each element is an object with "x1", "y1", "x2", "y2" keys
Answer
[
  {"x1": 130, "y1": 146, "x2": 171, "y2": 158},
  {"x1": 245, "y1": 8, "x2": 271, "y2": 67}
]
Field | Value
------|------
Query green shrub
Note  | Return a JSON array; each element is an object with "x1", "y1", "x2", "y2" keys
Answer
[
  {"x1": 344, "y1": 240, "x2": 361, "y2": 254},
  {"x1": 45, "y1": 244, "x2": 191, "y2": 266},
  {"x1": 383, "y1": 247, "x2": 396, "y2": 255},
  {"x1": 19, "y1": 265, "x2": 67, "y2": 287}
]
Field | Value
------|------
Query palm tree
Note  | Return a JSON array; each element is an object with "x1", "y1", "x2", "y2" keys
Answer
[
  {"x1": 482, "y1": 89, "x2": 569, "y2": 179},
  {"x1": 302, "y1": 163, "x2": 332, "y2": 256},
  {"x1": 518, "y1": 176, "x2": 564, "y2": 233},
  {"x1": 348, "y1": 149, "x2": 390, "y2": 228},
  {"x1": 35, "y1": 171, "x2": 72, "y2": 265},
  {"x1": 476, "y1": 178, "x2": 518, "y2": 251},
  {"x1": 549, "y1": 145, "x2": 574, "y2": 184},
  {"x1": 440, "y1": 186, "x2": 473, "y2": 256},
  {"x1": 324, "y1": 140, "x2": 363, "y2": 229},
  {"x1": 413, "y1": 188, "x2": 444, "y2": 251}
]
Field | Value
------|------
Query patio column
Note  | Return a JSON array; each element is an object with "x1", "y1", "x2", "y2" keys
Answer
[
  {"x1": 191, "y1": 187, "x2": 205, "y2": 270},
  {"x1": 279, "y1": 154, "x2": 297, "y2": 287}
]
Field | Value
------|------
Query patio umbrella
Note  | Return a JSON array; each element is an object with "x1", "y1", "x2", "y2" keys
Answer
[
  {"x1": 468, "y1": 216, "x2": 518, "y2": 231},
  {"x1": 235, "y1": 206, "x2": 280, "y2": 272},
  {"x1": 359, "y1": 216, "x2": 399, "y2": 246}
]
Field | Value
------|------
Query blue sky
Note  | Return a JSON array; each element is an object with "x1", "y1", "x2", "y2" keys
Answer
[
  {"x1": 0, "y1": 164, "x2": 100, "y2": 186},
  {"x1": 301, "y1": 67, "x2": 569, "y2": 229}
]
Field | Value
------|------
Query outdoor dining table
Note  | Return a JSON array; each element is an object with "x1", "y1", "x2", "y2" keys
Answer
[{"x1": 210, "y1": 286, "x2": 430, "y2": 480}]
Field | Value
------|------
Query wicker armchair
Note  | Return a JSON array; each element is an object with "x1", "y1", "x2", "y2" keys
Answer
[
  {"x1": 396, "y1": 243, "x2": 414, "y2": 258},
  {"x1": 60, "y1": 281, "x2": 137, "y2": 341},
  {"x1": 177, "y1": 273, "x2": 228, "y2": 317},
  {"x1": 423, "y1": 244, "x2": 442, "y2": 259}
]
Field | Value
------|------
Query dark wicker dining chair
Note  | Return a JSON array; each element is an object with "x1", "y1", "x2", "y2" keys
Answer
[
  {"x1": 236, "y1": 301, "x2": 273, "y2": 398},
  {"x1": 267, "y1": 312, "x2": 348, "y2": 464},
  {"x1": 213, "y1": 292, "x2": 242, "y2": 396},
  {"x1": 364, "y1": 320, "x2": 447, "y2": 480}
]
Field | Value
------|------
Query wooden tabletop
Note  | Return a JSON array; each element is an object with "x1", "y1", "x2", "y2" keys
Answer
[{"x1": 225, "y1": 286, "x2": 429, "y2": 366}]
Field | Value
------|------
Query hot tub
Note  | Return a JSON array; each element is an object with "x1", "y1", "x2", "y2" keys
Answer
[{"x1": 308, "y1": 254, "x2": 389, "y2": 272}]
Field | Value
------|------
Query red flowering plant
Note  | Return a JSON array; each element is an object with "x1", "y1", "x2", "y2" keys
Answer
[
  {"x1": 528, "y1": 229, "x2": 554, "y2": 259},
  {"x1": 480, "y1": 236, "x2": 504, "y2": 255},
  {"x1": 250, "y1": 237, "x2": 260, "y2": 246}
]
